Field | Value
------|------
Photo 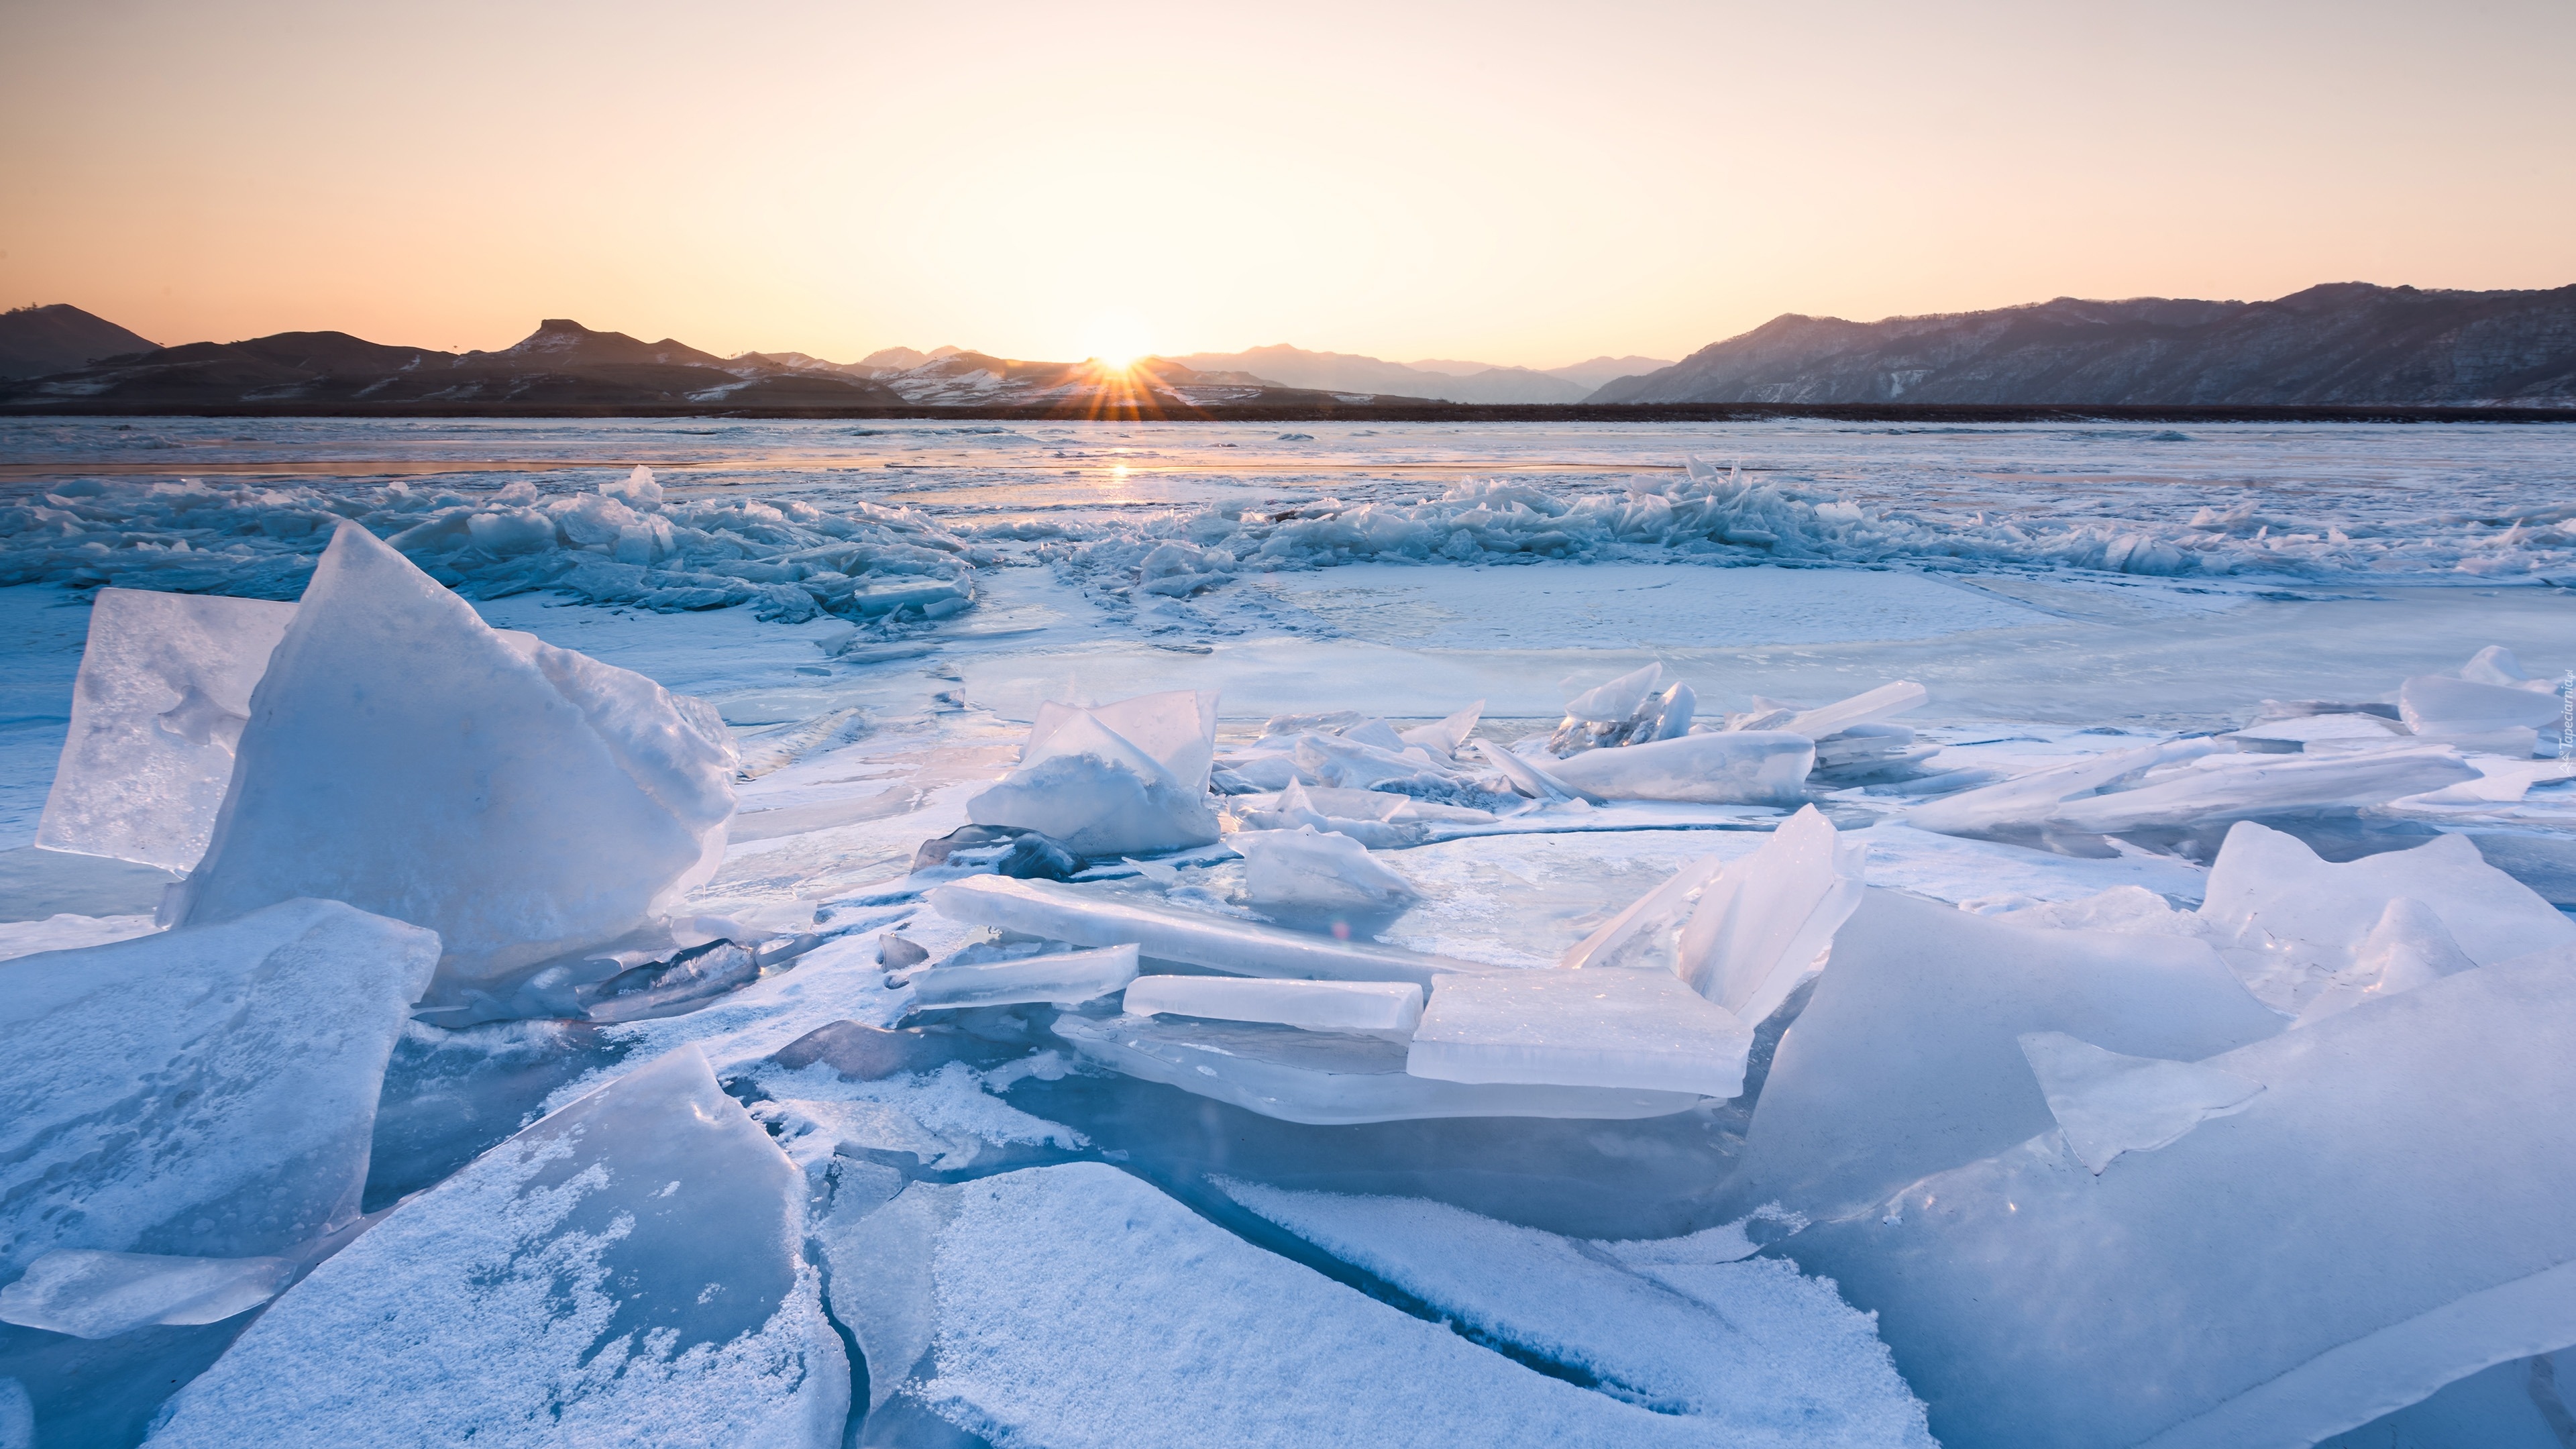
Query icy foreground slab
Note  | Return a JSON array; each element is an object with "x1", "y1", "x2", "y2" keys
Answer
[
  {"x1": 909, "y1": 943, "x2": 1139, "y2": 1008},
  {"x1": 1223, "y1": 1183, "x2": 1933, "y2": 1446},
  {"x1": 968, "y1": 690, "x2": 1219, "y2": 858},
  {"x1": 0, "y1": 898, "x2": 438, "y2": 1275},
  {"x1": 1544, "y1": 731, "x2": 1813, "y2": 804},
  {"x1": 863, "y1": 1163, "x2": 1808, "y2": 1447},
  {"x1": 1123, "y1": 975, "x2": 1426, "y2": 1034},
  {"x1": 1726, "y1": 890, "x2": 2283, "y2": 1220},
  {"x1": 146, "y1": 1046, "x2": 846, "y2": 1448},
  {"x1": 1055, "y1": 1015, "x2": 1703, "y2": 1124},
  {"x1": 1409, "y1": 969, "x2": 1752, "y2": 1099},
  {"x1": 176, "y1": 524, "x2": 738, "y2": 999},
  {"x1": 0, "y1": 1250, "x2": 294, "y2": 1340},
  {"x1": 928, "y1": 874, "x2": 1497, "y2": 986},
  {"x1": 1679, "y1": 806, "x2": 1863, "y2": 1021},
  {"x1": 1786, "y1": 951, "x2": 2576, "y2": 1449},
  {"x1": 2198, "y1": 821, "x2": 2576, "y2": 1016},
  {"x1": 36, "y1": 588, "x2": 295, "y2": 871}
]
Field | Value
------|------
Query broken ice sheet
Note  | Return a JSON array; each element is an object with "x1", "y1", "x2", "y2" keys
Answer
[
  {"x1": 1122, "y1": 974, "x2": 1426, "y2": 1034},
  {"x1": 0, "y1": 1251, "x2": 294, "y2": 1340},
  {"x1": 1545, "y1": 731, "x2": 1814, "y2": 804},
  {"x1": 2016, "y1": 1031, "x2": 2263, "y2": 1174},
  {"x1": 1409, "y1": 968, "x2": 1751, "y2": 1098},
  {"x1": 1054, "y1": 1013, "x2": 1704, "y2": 1124},
  {"x1": 0, "y1": 898, "x2": 439, "y2": 1275},
  {"x1": 1221, "y1": 1181, "x2": 1931, "y2": 1442},
  {"x1": 35, "y1": 588, "x2": 294, "y2": 871},
  {"x1": 145, "y1": 1046, "x2": 848, "y2": 1448},
  {"x1": 2198, "y1": 821, "x2": 2576, "y2": 1016},
  {"x1": 174, "y1": 523, "x2": 738, "y2": 1006},
  {"x1": 1726, "y1": 889, "x2": 2282, "y2": 1220},
  {"x1": 1788, "y1": 951, "x2": 2576, "y2": 1449},
  {"x1": 1228, "y1": 824, "x2": 1420, "y2": 909},
  {"x1": 890, "y1": 1162, "x2": 1815, "y2": 1448},
  {"x1": 750, "y1": 1059, "x2": 1085, "y2": 1173}
]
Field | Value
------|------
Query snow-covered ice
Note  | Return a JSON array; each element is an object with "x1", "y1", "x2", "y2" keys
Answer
[{"x1": 144, "y1": 1046, "x2": 847, "y2": 1448}]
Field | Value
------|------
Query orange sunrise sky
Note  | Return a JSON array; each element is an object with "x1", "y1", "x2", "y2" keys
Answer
[{"x1": 3, "y1": 0, "x2": 2570, "y2": 368}]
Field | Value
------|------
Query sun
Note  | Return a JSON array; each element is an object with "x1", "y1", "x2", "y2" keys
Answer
[{"x1": 1083, "y1": 313, "x2": 1153, "y2": 372}]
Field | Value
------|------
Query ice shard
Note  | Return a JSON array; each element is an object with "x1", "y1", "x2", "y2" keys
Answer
[
  {"x1": 1725, "y1": 890, "x2": 2283, "y2": 1220},
  {"x1": 0, "y1": 898, "x2": 439, "y2": 1275},
  {"x1": 1055, "y1": 1014, "x2": 1702, "y2": 1124},
  {"x1": 2198, "y1": 822, "x2": 2576, "y2": 1016},
  {"x1": 172, "y1": 523, "x2": 738, "y2": 1000},
  {"x1": 908, "y1": 943, "x2": 1140, "y2": 1008},
  {"x1": 1544, "y1": 731, "x2": 1813, "y2": 804},
  {"x1": 1672, "y1": 806, "x2": 1865, "y2": 1024},
  {"x1": 2015, "y1": 1031, "x2": 2263, "y2": 1174},
  {"x1": 928, "y1": 874, "x2": 1497, "y2": 986},
  {"x1": 1122, "y1": 975, "x2": 1426, "y2": 1034},
  {"x1": 1781, "y1": 680, "x2": 1928, "y2": 739},
  {"x1": 145, "y1": 1046, "x2": 847, "y2": 1448},
  {"x1": 968, "y1": 690, "x2": 1220, "y2": 858},
  {"x1": 0, "y1": 1250, "x2": 295, "y2": 1340},
  {"x1": 1784, "y1": 951, "x2": 2576, "y2": 1449},
  {"x1": 1408, "y1": 968, "x2": 1750, "y2": 1098},
  {"x1": 36, "y1": 588, "x2": 296, "y2": 871},
  {"x1": 1229, "y1": 825, "x2": 1420, "y2": 909}
]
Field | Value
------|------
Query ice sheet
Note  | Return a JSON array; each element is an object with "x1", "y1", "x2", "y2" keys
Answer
[
  {"x1": 1122, "y1": 974, "x2": 1426, "y2": 1034},
  {"x1": 1409, "y1": 969, "x2": 1751, "y2": 1098}
]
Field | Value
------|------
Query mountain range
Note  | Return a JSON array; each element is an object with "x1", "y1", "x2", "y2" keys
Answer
[
  {"x1": 3, "y1": 282, "x2": 2569, "y2": 413},
  {"x1": 1593, "y1": 283, "x2": 2576, "y2": 406}
]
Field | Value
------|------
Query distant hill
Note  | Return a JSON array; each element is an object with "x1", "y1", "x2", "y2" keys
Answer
[
  {"x1": 0, "y1": 304, "x2": 158, "y2": 380},
  {"x1": 2, "y1": 318, "x2": 909, "y2": 409},
  {"x1": 1169, "y1": 345, "x2": 1672, "y2": 404},
  {"x1": 0, "y1": 320, "x2": 1416, "y2": 413},
  {"x1": 1590, "y1": 284, "x2": 2576, "y2": 406}
]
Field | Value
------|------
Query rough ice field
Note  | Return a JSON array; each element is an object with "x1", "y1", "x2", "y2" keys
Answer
[{"x1": 5, "y1": 416, "x2": 2576, "y2": 1448}]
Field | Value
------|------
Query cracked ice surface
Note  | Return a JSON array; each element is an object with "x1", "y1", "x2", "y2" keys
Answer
[{"x1": 7, "y1": 418, "x2": 2576, "y2": 1447}]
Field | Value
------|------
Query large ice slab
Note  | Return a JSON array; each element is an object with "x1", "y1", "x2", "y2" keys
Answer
[
  {"x1": 1055, "y1": 1014, "x2": 1703, "y2": 1124},
  {"x1": 1, "y1": 898, "x2": 438, "y2": 1275},
  {"x1": 1123, "y1": 975, "x2": 1426, "y2": 1034},
  {"x1": 2198, "y1": 822, "x2": 2576, "y2": 1016},
  {"x1": 968, "y1": 690, "x2": 1220, "y2": 858},
  {"x1": 1543, "y1": 731, "x2": 1813, "y2": 804},
  {"x1": 928, "y1": 874, "x2": 1498, "y2": 986},
  {"x1": 1409, "y1": 969, "x2": 1751, "y2": 1098},
  {"x1": 1784, "y1": 951, "x2": 2576, "y2": 1449},
  {"x1": 1725, "y1": 890, "x2": 2284, "y2": 1220},
  {"x1": 878, "y1": 1163, "x2": 1775, "y2": 1446},
  {"x1": 36, "y1": 588, "x2": 296, "y2": 871},
  {"x1": 1222, "y1": 1182, "x2": 1933, "y2": 1446},
  {"x1": 909, "y1": 943, "x2": 1140, "y2": 1008},
  {"x1": 174, "y1": 523, "x2": 738, "y2": 997},
  {"x1": 145, "y1": 1046, "x2": 847, "y2": 1448},
  {"x1": 2016, "y1": 1031, "x2": 2263, "y2": 1174}
]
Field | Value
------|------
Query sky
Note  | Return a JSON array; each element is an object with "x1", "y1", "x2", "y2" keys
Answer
[{"x1": 3, "y1": 0, "x2": 2571, "y2": 368}]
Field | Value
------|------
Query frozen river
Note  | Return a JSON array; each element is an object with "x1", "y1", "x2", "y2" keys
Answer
[{"x1": 4, "y1": 416, "x2": 2575, "y2": 1448}]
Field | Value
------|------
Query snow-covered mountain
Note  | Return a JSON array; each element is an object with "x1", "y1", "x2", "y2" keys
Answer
[{"x1": 1168, "y1": 345, "x2": 1674, "y2": 405}]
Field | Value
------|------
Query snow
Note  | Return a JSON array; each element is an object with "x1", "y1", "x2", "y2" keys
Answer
[
  {"x1": 174, "y1": 523, "x2": 737, "y2": 1010},
  {"x1": 0, "y1": 898, "x2": 437, "y2": 1275},
  {"x1": 35, "y1": 588, "x2": 292, "y2": 870},
  {"x1": 145, "y1": 1046, "x2": 847, "y2": 1448}
]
